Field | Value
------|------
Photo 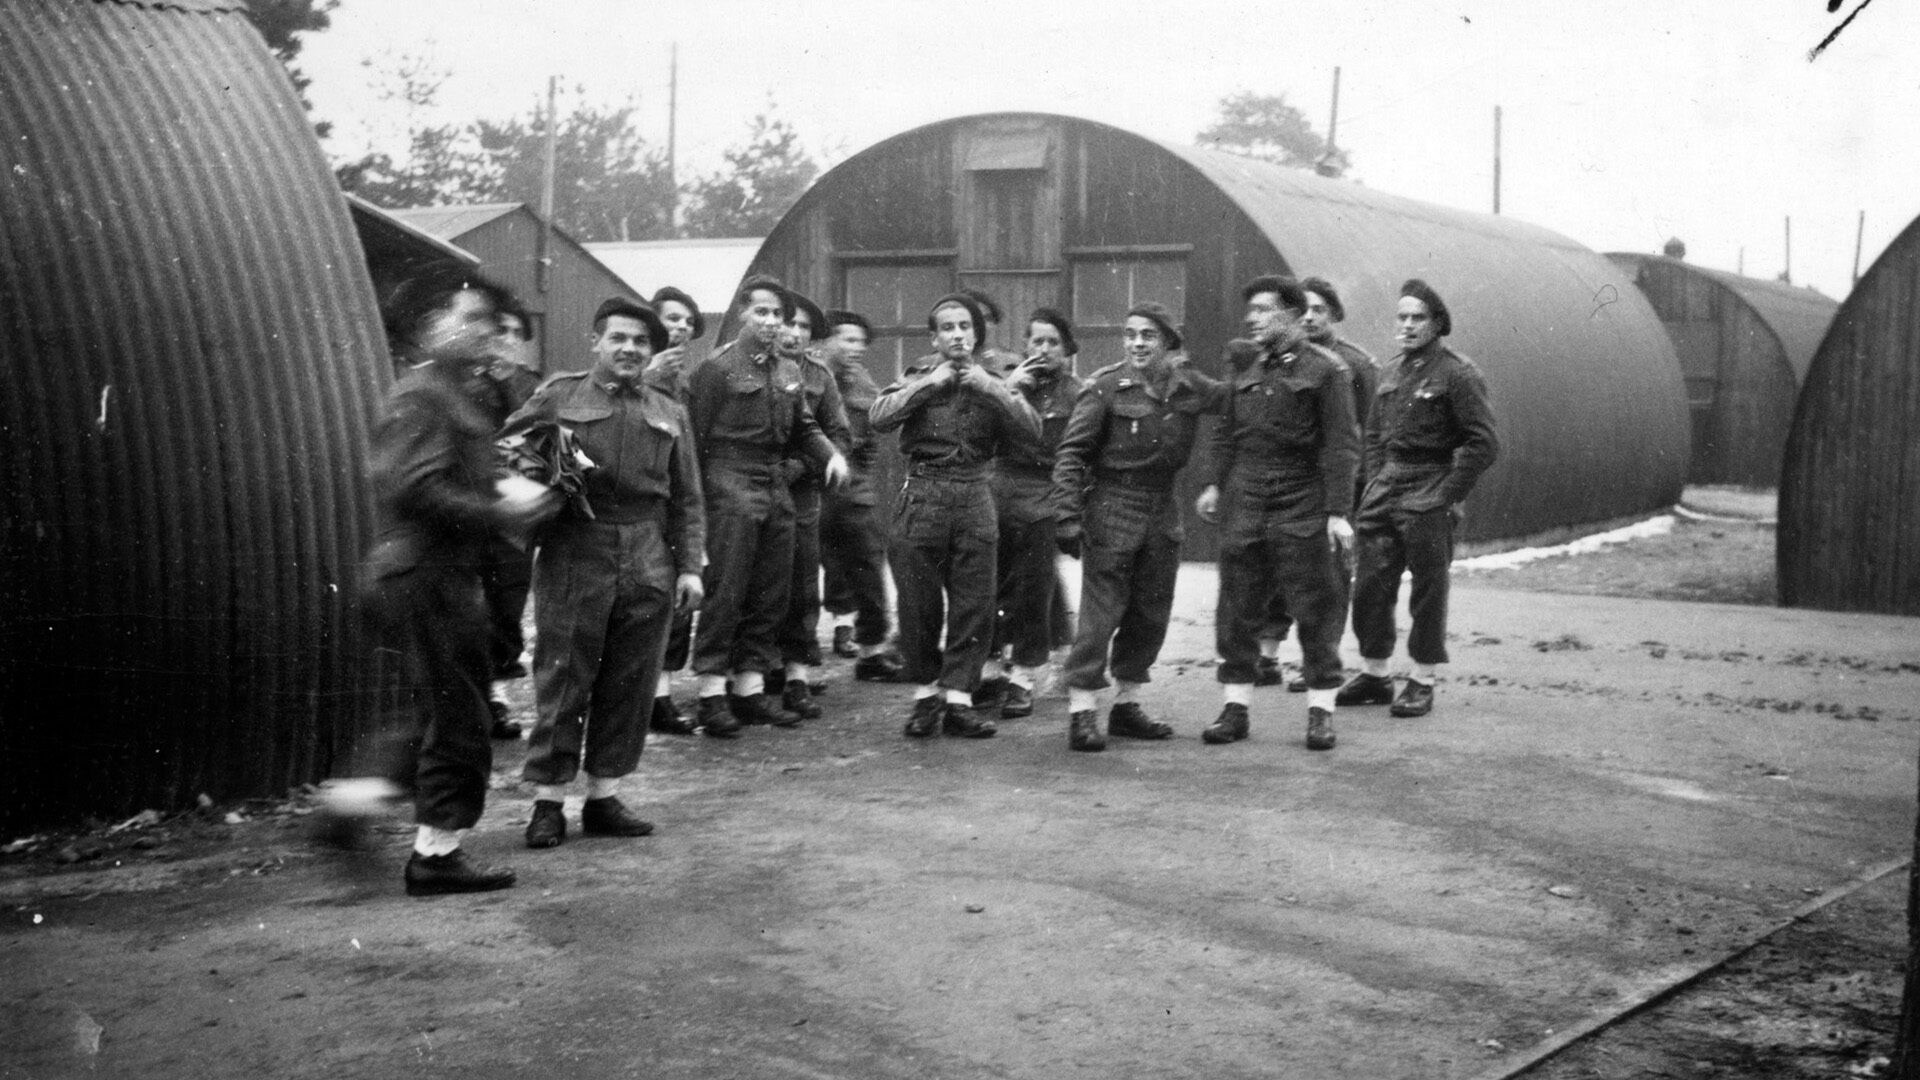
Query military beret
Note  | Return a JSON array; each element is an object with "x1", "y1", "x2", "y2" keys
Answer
[
  {"x1": 1240, "y1": 274, "x2": 1307, "y2": 312},
  {"x1": 1299, "y1": 276, "x2": 1345, "y2": 322},
  {"x1": 592, "y1": 297, "x2": 669, "y2": 353},
  {"x1": 1126, "y1": 301, "x2": 1184, "y2": 350},
  {"x1": 787, "y1": 290, "x2": 830, "y2": 342},
  {"x1": 649, "y1": 285, "x2": 705, "y2": 340},
  {"x1": 1399, "y1": 278, "x2": 1452, "y2": 336}
]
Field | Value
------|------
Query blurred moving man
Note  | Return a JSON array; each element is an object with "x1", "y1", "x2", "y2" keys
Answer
[
  {"x1": 1196, "y1": 276, "x2": 1359, "y2": 751},
  {"x1": 768, "y1": 291, "x2": 851, "y2": 719},
  {"x1": 1337, "y1": 279, "x2": 1498, "y2": 718},
  {"x1": 978, "y1": 307, "x2": 1084, "y2": 719},
  {"x1": 817, "y1": 310, "x2": 904, "y2": 680},
  {"x1": 687, "y1": 276, "x2": 848, "y2": 736},
  {"x1": 871, "y1": 293, "x2": 1041, "y2": 739},
  {"x1": 1052, "y1": 302, "x2": 1224, "y2": 751},
  {"x1": 1253, "y1": 275, "x2": 1379, "y2": 692},
  {"x1": 505, "y1": 298, "x2": 706, "y2": 849},
  {"x1": 644, "y1": 285, "x2": 707, "y2": 736},
  {"x1": 359, "y1": 263, "x2": 556, "y2": 894}
]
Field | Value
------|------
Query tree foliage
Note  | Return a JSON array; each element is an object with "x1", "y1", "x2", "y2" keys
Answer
[
  {"x1": 681, "y1": 111, "x2": 819, "y2": 238},
  {"x1": 1197, "y1": 91, "x2": 1351, "y2": 177},
  {"x1": 242, "y1": 0, "x2": 339, "y2": 139},
  {"x1": 466, "y1": 104, "x2": 676, "y2": 243}
]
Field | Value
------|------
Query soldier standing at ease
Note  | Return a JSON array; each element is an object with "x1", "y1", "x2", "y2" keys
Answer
[
  {"x1": 870, "y1": 293, "x2": 1041, "y2": 739},
  {"x1": 687, "y1": 276, "x2": 848, "y2": 736},
  {"x1": 1052, "y1": 302, "x2": 1225, "y2": 752},
  {"x1": 1337, "y1": 279, "x2": 1498, "y2": 717},
  {"x1": 643, "y1": 285, "x2": 707, "y2": 736},
  {"x1": 976, "y1": 307, "x2": 1085, "y2": 719},
  {"x1": 817, "y1": 310, "x2": 905, "y2": 680},
  {"x1": 767, "y1": 291, "x2": 851, "y2": 720},
  {"x1": 1254, "y1": 275, "x2": 1379, "y2": 692},
  {"x1": 504, "y1": 298, "x2": 706, "y2": 849},
  {"x1": 1196, "y1": 276, "x2": 1359, "y2": 750}
]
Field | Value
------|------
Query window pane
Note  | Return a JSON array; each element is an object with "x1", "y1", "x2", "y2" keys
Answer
[
  {"x1": 1131, "y1": 260, "x2": 1186, "y2": 322},
  {"x1": 1072, "y1": 259, "x2": 1130, "y2": 326},
  {"x1": 843, "y1": 263, "x2": 952, "y2": 329}
]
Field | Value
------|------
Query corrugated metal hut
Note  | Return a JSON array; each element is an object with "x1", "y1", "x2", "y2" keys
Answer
[
  {"x1": 1779, "y1": 213, "x2": 1920, "y2": 614},
  {"x1": 348, "y1": 193, "x2": 480, "y2": 311},
  {"x1": 0, "y1": 0, "x2": 391, "y2": 831},
  {"x1": 1609, "y1": 252, "x2": 1837, "y2": 486},
  {"x1": 390, "y1": 203, "x2": 641, "y2": 375},
  {"x1": 737, "y1": 112, "x2": 1689, "y2": 555}
]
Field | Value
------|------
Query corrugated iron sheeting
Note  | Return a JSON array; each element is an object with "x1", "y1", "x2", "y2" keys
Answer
[
  {"x1": 1779, "y1": 212, "x2": 1920, "y2": 614},
  {"x1": 0, "y1": 0, "x2": 390, "y2": 829},
  {"x1": 1157, "y1": 139, "x2": 1691, "y2": 544},
  {"x1": 1680, "y1": 262, "x2": 1838, "y2": 384}
]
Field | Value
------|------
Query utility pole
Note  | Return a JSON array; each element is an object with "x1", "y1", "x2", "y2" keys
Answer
[
  {"x1": 667, "y1": 42, "x2": 680, "y2": 235},
  {"x1": 1314, "y1": 66, "x2": 1342, "y2": 177},
  {"x1": 1492, "y1": 105, "x2": 1502, "y2": 215},
  {"x1": 1783, "y1": 215, "x2": 1792, "y2": 284},
  {"x1": 539, "y1": 75, "x2": 557, "y2": 294},
  {"x1": 1854, "y1": 210, "x2": 1866, "y2": 287}
]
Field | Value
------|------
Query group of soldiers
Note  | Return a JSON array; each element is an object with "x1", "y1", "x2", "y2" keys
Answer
[{"x1": 351, "y1": 260, "x2": 1496, "y2": 896}]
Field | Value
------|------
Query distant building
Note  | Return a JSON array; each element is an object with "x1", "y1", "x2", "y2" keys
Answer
[
  {"x1": 390, "y1": 203, "x2": 643, "y2": 373},
  {"x1": 346, "y1": 193, "x2": 480, "y2": 310},
  {"x1": 732, "y1": 111, "x2": 1689, "y2": 553},
  {"x1": 1610, "y1": 252, "x2": 1837, "y2": 487},
  {"x1": 1779, "y1": 213, "x2": 1920, "y2": 614},
  {"x1": 586, "y1": 237, "x2": 763, "y2": 321}
]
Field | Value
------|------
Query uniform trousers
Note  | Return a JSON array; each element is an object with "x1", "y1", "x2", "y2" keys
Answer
[
  {"x1": 777, "y1": 482, "x2": 826, "y2": 666},
  {"x1": 1063, "y1": 483, "x2": 1182, "y2": 691},
  {"x1": 694, "y1": 461, "x2": 796, "y2": 676},
  {"x1": 821, "y1": 489, "x2": 890, "y2": 647},
  {"x1": 888, "y1": 475, "x2": 997, "y2": 691},
  {"x1": 990, "y1": 470, "x2": 1060, "y2": 669},
  {"x1": 479, "y1": 536, "x2": 533, "y2": 676},
  {"x1": 1215, "y1": 474, "x2": 1346, "y2": 688},
  {"x1": 1352, "y1": 464, "x2": 1456, "y2": 666},
  {"x1": 364, "y1": 560, "x2": 494, "y2": 830},
  {"x1": 523, "y1": 516, "x2": 674, "y2": 785}
]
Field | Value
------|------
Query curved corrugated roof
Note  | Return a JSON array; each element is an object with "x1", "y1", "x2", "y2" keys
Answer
[
  {"x1": 1146, "y1": 127, "x2": 1691, "y2": 540},
  {"x1": 1609, "y1": 253, "x2": 1838, "y2": 383},
  {"x1": 0, "y1": 0, "x2": 389, "y2": 829}
]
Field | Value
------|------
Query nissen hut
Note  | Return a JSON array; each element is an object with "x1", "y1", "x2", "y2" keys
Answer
[
  {"x1": 739, "y1": 112, "x2": 1689, "y2": 555},
  {"x1": 1609, "y1": 250, "x2": 1837, "y2": 487}
]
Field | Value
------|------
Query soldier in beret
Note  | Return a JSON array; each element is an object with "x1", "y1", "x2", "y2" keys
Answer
[
  {"x1": 687, "y1": 276, "x2": 849, "y2": 736},
  {"x1": 871, "y1": 293, "x2": 1041, "y2": 739},
  {"x1": 1051, "y1": 301, "x2": 1226, "y2": 751},
  {"x1": 1337, "y1": 279, "x2": 1499, "y2": 718},
  {"x1": 1254, "y1": 275, "x2": 1379, "y2": 692},
  {"x1": 504, "y1": 297, "x2": 706, "y2": 850},
  {"x1": 817, "y1": 310, "x2": 905, "y2": 680},
  {"x1": 766, "y1": 290, "x2": 852, "y2": 719},
  {"x1": 1196, "y1": 276, "x2": 1359, "y2": 751}
]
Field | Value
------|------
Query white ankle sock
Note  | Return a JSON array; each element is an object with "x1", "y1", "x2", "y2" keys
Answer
[
  {"x1": 1258, "y1": 638, "x2": 1282, "y2": 660},
  {"x1": 534, "y1": 784, "x2": 567, "y2": 804},
  {"x1": 1363, "y1": 656, "x2": 1391, "y2": 677},
  {"x1": 1410, "y1": 664, "x2": 1437, "y2": 686},
  {"x1": 914, "y1": 683, "x2": 940, "y2": 700},
  {"x1": 944, "y1": 688, "x2": 972, "y2": 707},
  {"x1": 655, "y1": 672, "x2": 672, "y2": 697},
  {"x1": 735, "y1": 671, "x2": 765, "y2": 697},
  {"x1": 1223, "y1": 683, "x2": 1253, "y2": 706},
  {"x1": 1113, "y1": 680, "x2": 1141, "y2": 705},
  {"x1": 1008, "y1": 664, "x2": 1038, "y2": 691},
  {"x1": 1307, "y1": 689, "x2": 1336, "y2": 711},
  {"x1": 1069, "y1": 688, "x2": 1099, "y2": 713},
  {"x1": 585, "y1": 776, "x2": 620, "y2": 800},
  {"x1": 413, "y1": 825, "x2": 461, "y2": 857},
  {"x1": 786, "y1": 662, "x2": 810, "y2": 684},
  {"x1": 860, "y1": 643, "x2": 887, "y2": 658},
  {"x1": 833, "y1": 612, "x2": 855, "y2": 629},
  {"x1": 697, "y1": 674, "x2": 728, "y2": 699}
]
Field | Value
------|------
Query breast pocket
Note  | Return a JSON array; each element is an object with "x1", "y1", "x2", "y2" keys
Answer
[
  {"x1": 1110, "y1": 400, "x2": 1156, "y2": 448},
  {"x1": 1404, "y1": 384, "x2": 1453, "y2": 440}
]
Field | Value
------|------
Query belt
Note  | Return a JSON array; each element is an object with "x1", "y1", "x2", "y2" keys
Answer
[
  {"x1": 1093, "y1": 467, "x2": 1176, "y2": 492},
  {"x1": 905, "y1": 462, "x2": 988, "y2": 483},
  {"x1": 1386, "y1": 449, "x2": 1453, "y2": 466},
  {"x1": 707, "y1": 445, "x2": 785, "y2": 467}
]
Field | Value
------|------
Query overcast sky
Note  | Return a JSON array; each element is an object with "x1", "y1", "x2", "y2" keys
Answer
[{"x1": 302, "y1": 0, "x2": 1920, "y2": 299}]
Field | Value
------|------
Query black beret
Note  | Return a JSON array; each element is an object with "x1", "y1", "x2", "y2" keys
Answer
[
  {"x1": 786, "y1": 290, "x2": 830, "y2": 342},
  {"x1": 959, "y1": 287, "x2": 1004, "y2": 325},
  {"x1": 1240, "y1": 274, "x2": 1307, "y2": 311},
  {"x1": 1298, "y1": 276, "x2": 1345, "y2": 322},
  {"x1": 826, "y1": 309, "x2": 874, "y2": 339},
  {"x1": 649, "y1": 285, "x2": 705, "y2": 340},
  {"x1": 1126, "y1": 301, "x2": 1183, "y2": 350},
  {"x1": 927, "y1": 292, "x2": 988, "y2": 337},
  {"x1": 1399, "y1": 278, "x2": 1452, "y2": 336},
  {"x1": 592, "y1": 297, "x2": 669, "y2": 353}
]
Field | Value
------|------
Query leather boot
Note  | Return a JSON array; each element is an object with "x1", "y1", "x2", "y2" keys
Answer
[
  {"x1": 1068, "y1": 710, "x2": 1106, "y2": 752},
  {"x1": 1203, "y1": 703, "x2": 1250, "y2": 744}
]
